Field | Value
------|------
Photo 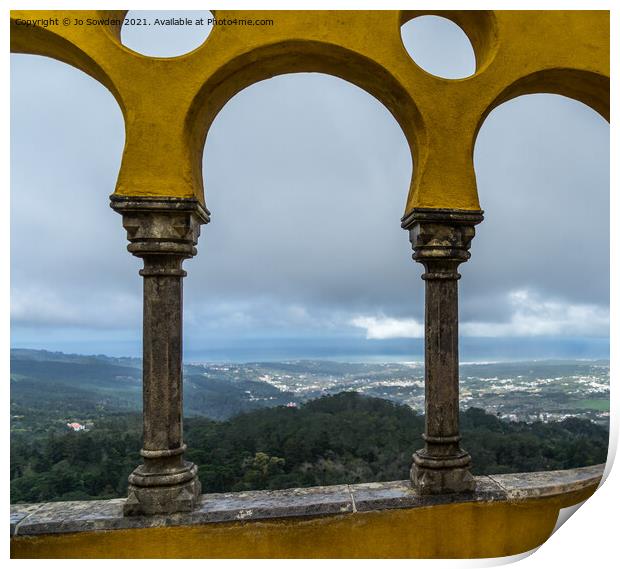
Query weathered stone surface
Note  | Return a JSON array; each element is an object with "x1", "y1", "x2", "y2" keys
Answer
[
  {"x1": 10, "y1": 503, "x2": 43, "y2": 536},
  {"x1": 10, "y1": 466, "x2": 604, "y2": 537},
  {"x1": 111, "y1": 197, "x2": 209, "y2": 516},
  {"x1": 411, "y1": 464, "x2": 476, "y2": 495},
  {"x1": 12, "y1": 484, "x2": 353, "y2": 536},
  {"x1": 403, "y1": 209, "x2": 483, "y2": 494},
  {"x1": 190, "y1": 483, "x2": 353, "y2": 523},
  {"x1": 349, "y1": 476, "x2": 505, "y2": 512},
  {"x1": 124, "y1": 474, "x2": 202, "y2": 517},
  {"x1": 488, "y1": 464, "x2": 604, "y2": 501},
  {"x1": 11, "y1": 499, "x2": 129, "y2": 536}
]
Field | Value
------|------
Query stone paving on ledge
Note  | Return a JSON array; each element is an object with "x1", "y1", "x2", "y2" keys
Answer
[{"x1": 10, "y1": 464, "x2": 604, "y2": 536}]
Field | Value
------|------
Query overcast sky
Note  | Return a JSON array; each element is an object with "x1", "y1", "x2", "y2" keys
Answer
[{"x1": 10, "y1": 13, "x2": 610, "y2": 360}]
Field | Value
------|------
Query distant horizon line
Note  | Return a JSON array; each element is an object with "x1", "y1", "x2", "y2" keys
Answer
[{"x1": 9, "y1": 347, "x2": 610, "y2": 366}]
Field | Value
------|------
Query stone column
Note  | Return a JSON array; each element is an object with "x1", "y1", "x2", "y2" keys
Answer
[
  {"x1": 402, "y1": 208, "x2": 483, "y2": 494},
  {"x1": 110, "y1": 196, "x2": 210, "y2": 515}
]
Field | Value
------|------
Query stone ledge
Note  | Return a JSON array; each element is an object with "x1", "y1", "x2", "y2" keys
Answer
[
  {"x1": 487, "y1": 464, "x2": 605, "y2": 500},
  {"x1": 10, "y1": 464, "x2": 604, "y2": 537}
]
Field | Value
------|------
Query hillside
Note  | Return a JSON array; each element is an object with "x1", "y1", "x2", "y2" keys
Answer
[
  {"x1": 11, "y1": 392, "x2": 608, "y2": 504},
  {"x1": 10, "y1": 349, "x2": 293, "y2": 421}
]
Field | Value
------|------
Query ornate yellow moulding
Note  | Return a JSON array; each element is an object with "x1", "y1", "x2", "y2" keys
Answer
[{"x1": 10, "y1": 10, "x2": 609, "y2": 215}]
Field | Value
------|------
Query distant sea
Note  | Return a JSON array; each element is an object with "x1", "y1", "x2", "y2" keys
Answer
[
  {"x1": 182, "y1": 337, "x2": 610, "y2": 364},
  {"x1": 11, "y1": 336, "x2": 609, "y2": 365}
]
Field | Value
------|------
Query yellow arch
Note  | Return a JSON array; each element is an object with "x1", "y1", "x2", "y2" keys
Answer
[
  {"x1": 10, "y1": 9, "x2": 609, "y2": 216},
  {"x1": 184, "y1": 39, "x2": 424, "y2": 209}
]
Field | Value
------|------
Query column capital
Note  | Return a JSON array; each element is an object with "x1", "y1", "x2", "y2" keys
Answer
[
  {"x1": 110, "y1": 196, "x2": 210, "y2": 259},
  {"x1": 402, "y1": 208, "x2": 484, "y2": 277}
]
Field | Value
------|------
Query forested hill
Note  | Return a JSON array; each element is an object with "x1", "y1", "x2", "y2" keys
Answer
[
  {"x1": 10, "y1": 349, "x2": 293, "y2": 420},
  {"x1": 11, "y1": 392, "x2": 608, "y2": 504}
]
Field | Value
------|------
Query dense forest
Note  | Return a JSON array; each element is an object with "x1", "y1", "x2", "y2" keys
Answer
[{"x1": 10, "y1": 392, "x2": 609, "y2": 504}]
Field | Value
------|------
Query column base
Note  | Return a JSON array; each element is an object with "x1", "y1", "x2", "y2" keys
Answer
[
  {"x1": 123, "y1": 462, "x2": 202, "y2": 516},
  {"x1": 411, "y1": 452, "x2": 476, "y2": 495}
]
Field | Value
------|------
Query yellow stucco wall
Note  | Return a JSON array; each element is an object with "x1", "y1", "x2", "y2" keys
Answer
[
  {"x1": 10, "y1": 10, "x2": 609, "y2": 216},
  {"x1": 11, "y1": 487, "x2": 595, "y2": 559}
]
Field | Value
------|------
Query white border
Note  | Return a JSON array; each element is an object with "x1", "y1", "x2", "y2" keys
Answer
[{"x1": 4, "y1": 0, "x2": 616, "y2": 566}]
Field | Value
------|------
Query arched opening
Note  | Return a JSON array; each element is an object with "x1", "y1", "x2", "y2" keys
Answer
[
  {"x1": 190, "y1": 72, "x2": 416, "y2": 362},
  {"x1": 10, "y1": 54, "x2": 132, "y2": 355},
  {"x1": 465, "y1": 93, "x2": 609, "y2": 422},
  {"x1": 10, "y1": 54, "x2": 139, "y2": 503}
]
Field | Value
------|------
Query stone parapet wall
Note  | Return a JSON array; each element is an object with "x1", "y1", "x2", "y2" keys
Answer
[{"x1": 10, "y1": 464, "x2": 604, "y2": 558}]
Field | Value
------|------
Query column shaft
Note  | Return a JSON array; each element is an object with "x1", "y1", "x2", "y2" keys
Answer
[
  {"x1": 141, "y1": 256, "x2": 185, "y2": 464},
  {"x1": 424, "y1": 273, "x2": 460, "y2": 457}
]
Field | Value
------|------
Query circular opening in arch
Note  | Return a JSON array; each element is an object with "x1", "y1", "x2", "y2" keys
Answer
[
  {"x1": 120, "y1": 10, "x2": 213, "y2": 57},
  {"x1": 401, "y1": 16, "x2": 476, "y2": 79}
]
